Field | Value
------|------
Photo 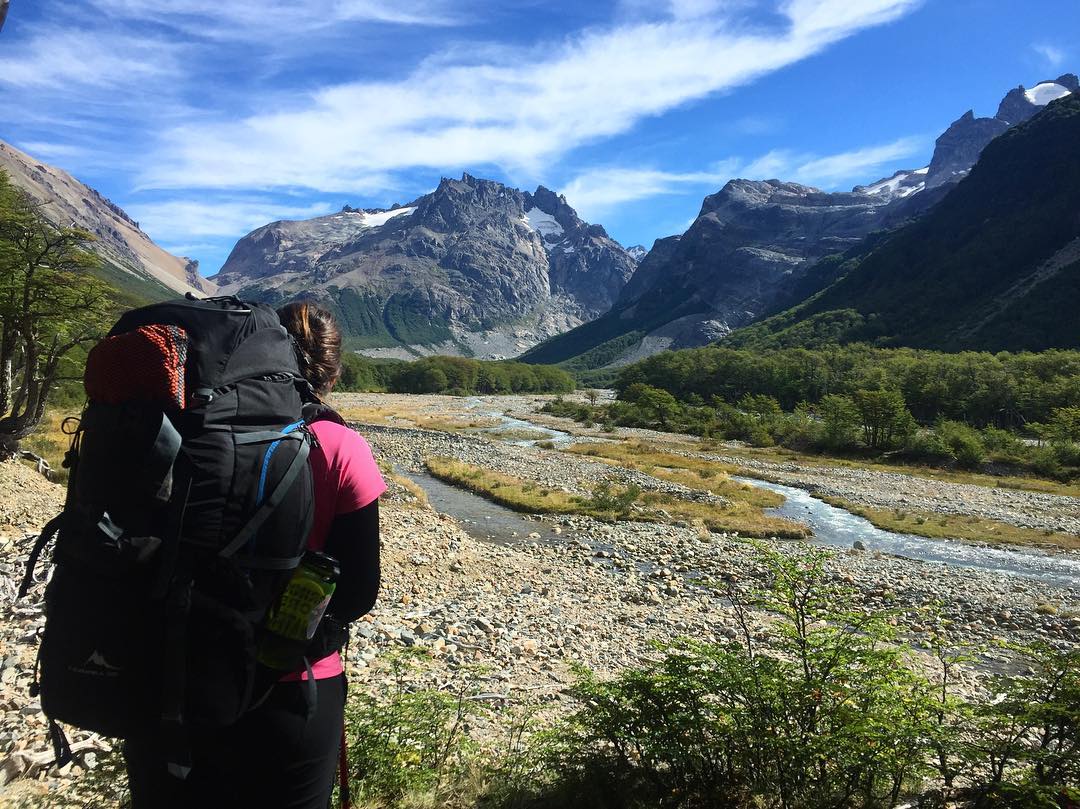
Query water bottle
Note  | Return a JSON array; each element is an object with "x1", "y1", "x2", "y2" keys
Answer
[{"x1": 258, "y1": 551, "x2": 340, "y2": 670}]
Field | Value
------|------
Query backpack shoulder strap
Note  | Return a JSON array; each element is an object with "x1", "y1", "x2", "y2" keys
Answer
[{"x1": 302, "y1": 401, "x2": 346, "y2": 427}]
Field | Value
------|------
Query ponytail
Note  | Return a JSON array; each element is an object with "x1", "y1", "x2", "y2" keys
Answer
[{"x1": 277, "y1": 301, "x2": 342, "y2": 396}]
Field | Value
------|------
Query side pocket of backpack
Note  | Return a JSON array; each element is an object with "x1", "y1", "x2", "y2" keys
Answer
[{"x1": 39, "y1": 524, "x2": 162, "y2": 739}]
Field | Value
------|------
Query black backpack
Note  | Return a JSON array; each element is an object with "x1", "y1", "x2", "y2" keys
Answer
[{"x1": 19, "y1": 295, "x2": 318, "y2": 774}]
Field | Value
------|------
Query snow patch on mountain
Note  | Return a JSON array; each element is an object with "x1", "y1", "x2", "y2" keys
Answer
[
  {"x1": 1025, "y1": 82, "x2": 1072, "y2": 106},
  {"x1": 348, "y1": 206, "x2": 416, "y2": 228},
  {"x1": 855, "y1": 168, "x2": 928, "y2": 200},
  {"x1": 521, "y1": 207, "x2": 564, "y2": 241}
]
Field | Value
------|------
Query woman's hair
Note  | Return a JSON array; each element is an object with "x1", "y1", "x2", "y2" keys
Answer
[{"x1": 277, "y1": 301, "x2": 342, "y2": 396}]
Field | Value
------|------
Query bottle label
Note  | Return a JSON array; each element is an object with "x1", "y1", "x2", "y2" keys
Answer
[{"x1": 266, "y1": 578, "x2": 329, "y2": 642}]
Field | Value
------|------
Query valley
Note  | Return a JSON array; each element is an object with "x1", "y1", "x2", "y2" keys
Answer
[{"x1": 1, "y1": 392, "x2": 1078, "y2": 804}]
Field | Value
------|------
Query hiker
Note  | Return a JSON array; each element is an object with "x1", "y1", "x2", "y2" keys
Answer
[{"x1": 121, "y1": 301, "x2": 386, "y2": 807}]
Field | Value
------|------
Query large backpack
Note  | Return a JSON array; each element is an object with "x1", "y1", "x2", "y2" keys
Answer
[{"x1": 19, "y1": 295, "x2": 317, "y2": 774}]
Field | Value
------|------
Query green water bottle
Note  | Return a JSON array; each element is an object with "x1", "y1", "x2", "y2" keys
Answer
[{"x1": 258, "y1": 551, "x2": 340, "y2": 670}]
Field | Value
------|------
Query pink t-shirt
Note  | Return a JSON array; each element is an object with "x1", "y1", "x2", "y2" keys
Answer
[{"x1": 282, "y1": 420, "x2": 386, "y2": 681}]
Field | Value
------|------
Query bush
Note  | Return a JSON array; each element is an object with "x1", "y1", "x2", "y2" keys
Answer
[
  {"x1": 497, "y1": 548, "x2": 1080, "y2": 809},
  {"x1": 934, "y1": 420, "x2": 987, "y2": 469},
  {"x1": 344, "y1": 654, "x2": 477, "y2": 806},
  {"x1": 512, "y1": 546, "x2": 940, "y2": 808},
  {"x1": 579, "y1": 481, "x2": 641, "y2": 517}
]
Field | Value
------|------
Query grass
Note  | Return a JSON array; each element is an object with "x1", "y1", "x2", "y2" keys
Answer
[
  {"x1": 425, "y1": 457, "x2": 808, "y2": 539},
  {"x1": 818, "y1": 496, "x2": 1080, "y2": 552},
  {"x1": 704, "y1": 443, "x2": 1080, "y2": 498},
  {"x1": 21, "y1": 409, "x2": 75, "y2": 483},
  {"x1": 568, "y1": 441, "x2": 784, "y2": 510}
]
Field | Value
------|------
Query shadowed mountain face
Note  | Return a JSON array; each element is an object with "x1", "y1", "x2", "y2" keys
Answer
[
  {"x1": 0, "y1": 140, "x2": 210, "y2": 299},
  {"x1": 727, "y1": 92, "x2": 1080, "y2": 353},
  {"x1": 522, "y1": 74, "x2": 1079, "y2": 370},
  {"x1": 214, "y1": 174, "x2": 638, "y2": 358}
]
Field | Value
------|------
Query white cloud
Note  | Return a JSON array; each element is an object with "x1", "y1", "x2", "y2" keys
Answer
[
  {"x1": 127, "y1": 199, "x2": 336, "y2": 243},
  {"x1": 733, "y1": 137, "x2": 925, "y2": 186},
  {"x1": 87, "y1": 0, "x2": 462, "y2": 37},
  {"x1": 0, "y1": 26, "x2": 181, "y2": 89},
  {"x1": 1032, "y1": 43, "x2": 1067, "y2": 70},
  {"x1": 786, "y1": 136, "x2": 925, "y2": 186},
  {"x1": 139, "y1": 0, "x2": 923, "y2": 192},
  {"x1": 560, "y1": 163, "x2": 740, "y2": 217},
  {"x1": 561, "y1": 135, "x2": 925, "y2": 216}
]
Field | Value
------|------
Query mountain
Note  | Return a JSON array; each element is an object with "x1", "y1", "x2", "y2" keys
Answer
[
  {"x1": 521, "y1": 74, "x2": 1078, "y2": 370},
  {"x1": 214, "y1": 174, "x2": 638, "y2": 358},
  {"x1": 725, "y1": 91, "x2": 1080, "y2": 352},
  {"x1": 0, "y1": 140, "x2": 210, "y2": 300},
  {"x1": 626, "y1": 245, "x2": 649, "y2": 262}
]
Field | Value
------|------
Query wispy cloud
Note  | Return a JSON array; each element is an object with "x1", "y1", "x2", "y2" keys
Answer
[
  {"x1": 86, "y1": 0, "x2": 464, "y2": 38},
  {"x1": 138, "y1": 0, "x2": 922, "y2": 192},
  {"x1": 780, "y1": 136, "x2": 925, "y2": 186},
  {"x1": 562, "y1": 135, "x2": 926, "y2": 218},
  {"x1": 736, "y1": 136, "x2": 926, "y2": 186},
  {"x1": 560, "y1": 163, "x2": 740, "y2": 218},
  {"x1": 0, "y1": 26, "x2": 182, "y2": 89},
  {"x1": 127, "y1": 198, "x2": 337, "y2": 244},
  {"x1": 1032, "y1": 43, "x2": 1067, "y2": 70}
]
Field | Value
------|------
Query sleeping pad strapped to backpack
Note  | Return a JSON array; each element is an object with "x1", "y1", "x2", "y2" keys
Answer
[{"x1": 18, "y1": 294, "x2": 318, "y2": 776}]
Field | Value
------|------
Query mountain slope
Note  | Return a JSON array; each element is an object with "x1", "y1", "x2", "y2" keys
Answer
[
  {"x1": 523, "y1": 73, "x2": 1078, "y2": 370},
  {"x1": 0, "y1": 140, "x2": 210, "y2": 299},
  {"x1": 215, "y1": 174, "x2": 638, "y2": 358},
  {"x1": 725, "y1": 92, "x2": 1080, "y2": 352}
]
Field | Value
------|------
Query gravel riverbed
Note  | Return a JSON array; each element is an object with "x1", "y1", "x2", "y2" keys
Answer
[{"x1": 1, "y1": 393, "x2": 1078, "y2": 805}]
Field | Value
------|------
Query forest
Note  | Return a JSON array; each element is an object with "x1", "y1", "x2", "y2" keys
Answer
[
  {"x1": 544, "y1": 344, "x2": 1080, "y2": 479},
  {"x1": 339, "y1": 353, "x2": 575, "y2": 396}
]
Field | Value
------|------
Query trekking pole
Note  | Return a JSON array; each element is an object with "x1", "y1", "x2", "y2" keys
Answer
[{"x1": 338, "y1": 720, "x2": 351, "y2": 809}]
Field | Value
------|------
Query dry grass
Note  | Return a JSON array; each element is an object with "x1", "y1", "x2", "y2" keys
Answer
[
  {"x1": 819, "y1": 496, "x2": 1080, "y2": 552},
  {"x1": 21, "y1": 409, "x2": 77, "y2": 482},
  {"x1": 425, "y1": 456, "x2": 808, "y2": 539},
  {"x1": 709, "y1": 444, "x2": 1080, "y2": 498},
  {"x1": 568, "y1": 441, "x2": 785, "y2": 509}
]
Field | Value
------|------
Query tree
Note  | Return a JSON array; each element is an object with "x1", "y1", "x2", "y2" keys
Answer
[
  {"x1": 851, "y1": 388, "x2": 916, "y2": 450},
  {"x1": 0, "y1": 172, "x2": 113, "y2": 458},
  {"x1": 818, "y1": 394, "x2": 860, "y2": 448}
]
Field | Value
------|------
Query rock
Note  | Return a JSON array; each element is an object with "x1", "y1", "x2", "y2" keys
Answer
[{"x1": 852, "y1": 540, "x2": 866, "y2": 551}]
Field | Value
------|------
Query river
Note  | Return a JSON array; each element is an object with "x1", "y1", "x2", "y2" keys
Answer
[{"x1": 406, "y1": 400, "x2": 1080, "y2": 589}]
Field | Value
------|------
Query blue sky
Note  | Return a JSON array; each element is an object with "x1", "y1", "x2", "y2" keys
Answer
[{"x1": 0, "y1": 0, "x2": 1077, "y2": 274}]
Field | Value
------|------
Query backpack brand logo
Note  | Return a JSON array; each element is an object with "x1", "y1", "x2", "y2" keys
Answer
[{"x1": 71, "y1": 651, "x2": 123, "y2": 678}]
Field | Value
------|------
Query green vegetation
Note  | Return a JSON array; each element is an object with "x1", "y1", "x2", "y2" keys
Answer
[
  {"x1": 539, "y1": 344, "x2": 1080, "y2": 481},
  {"x1": 342, "y1": 653, "x2": 478, "y2": 807},
  {"x1": 424, "y1": 456, "x2": 807, "y2": 538},
  {"x1": 727, "y1": 94, "x2": 1080, "y2": 352},
  {"x1": 503, "y1": 548, "x2": 1080, "y2": 809},
  {"x1": 337, "y1": 354, "x2": 575, "y2": 396},
  {"x1": 616, "y1": 344, "x2": 1080, "y2": 428},
  {"x1": 817, "y1": 496, "x2": 1080, "y2": 551},
  {"x1": 0, "y1": 170, "x2": 116, "y2": 458}
]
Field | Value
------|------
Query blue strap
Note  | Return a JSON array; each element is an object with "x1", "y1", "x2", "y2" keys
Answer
[{"x1": 256, "y1": 421, "x2": 306, "y2": 505}]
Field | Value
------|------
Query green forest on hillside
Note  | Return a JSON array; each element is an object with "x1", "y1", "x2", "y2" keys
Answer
[{"x1": 727, "y1": 94, "x2": 1080, "y2": 352}]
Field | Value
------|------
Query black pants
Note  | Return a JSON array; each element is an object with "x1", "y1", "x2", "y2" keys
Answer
[{"x1": 124, "y1": 674, "x2": 346, "y2": 809}]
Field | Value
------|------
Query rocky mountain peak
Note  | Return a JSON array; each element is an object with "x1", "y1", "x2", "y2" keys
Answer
[{"x1": 213, "y1": 172, "x2": 637, "y2": 358}]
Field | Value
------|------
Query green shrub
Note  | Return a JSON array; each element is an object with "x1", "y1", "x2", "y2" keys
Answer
[
  {"x1": 934, "y1": 420, "x2": 987, "y2": 469},
  {"x1": 344, "y1": 654, "x2": 477, "y2": 807},
  {"x1": 579, "y1": 481, "x2": 641, "y2": 517},
  {"x1": 510, "y1": 546, "x2": 940, "y2": 808}
]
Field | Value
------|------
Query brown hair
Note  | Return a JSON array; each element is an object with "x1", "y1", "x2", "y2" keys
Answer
[{"x1": 277, "y1": 301, "x2": 342, "y2": 396}]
